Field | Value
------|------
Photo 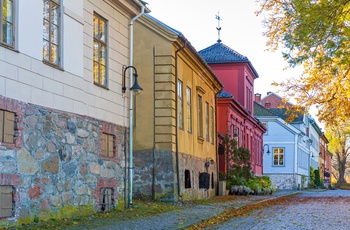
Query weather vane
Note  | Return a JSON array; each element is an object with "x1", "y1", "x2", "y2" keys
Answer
[{"x1": 215, "y1": 12, "x2": 222, "y2": 43}]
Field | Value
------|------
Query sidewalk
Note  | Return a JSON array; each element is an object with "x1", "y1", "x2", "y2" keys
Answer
[{"x1": 68, "y1": 190, "x2": 299, "y2": 230}]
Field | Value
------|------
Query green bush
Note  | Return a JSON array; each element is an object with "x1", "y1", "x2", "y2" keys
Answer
[{"x1": 314, "y1": 169, "x2": 321, "y2": 187}]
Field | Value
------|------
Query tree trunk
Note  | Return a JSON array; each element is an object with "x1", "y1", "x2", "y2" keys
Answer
[{"x1": 337, "y1": 153, "x2": 347, "y2": 185}]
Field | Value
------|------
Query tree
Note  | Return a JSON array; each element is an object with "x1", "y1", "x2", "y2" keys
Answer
[
  {"x1": 223, "y1": 135, "x2": 252, "y2": 184},
  {"x1": 256, "y1": 0, "x2": 350, "y2": 126},
  {"x1": 326, "y1": 120, "x2": 350, "y2": 185}
]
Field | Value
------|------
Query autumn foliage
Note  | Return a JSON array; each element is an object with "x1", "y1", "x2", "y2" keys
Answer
[{"x1": 256, "y1": 0, "x2": 350, "y2": 126}]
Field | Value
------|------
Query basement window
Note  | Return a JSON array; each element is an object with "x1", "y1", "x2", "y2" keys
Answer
[
  {"x1": 99, "y1": 188, "x2": 114, "y2": 212},
  {"x1": 184, "y1": 170, "x2": 191, "y2": 189},
  {"x1": 0, "y1": 186, "x2": 13, "y2": 218},
  {"x1": 0, "y1": 110, "x2": 15, "y2": 143}
]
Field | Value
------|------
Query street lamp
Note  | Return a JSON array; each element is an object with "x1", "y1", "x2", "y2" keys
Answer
[
  {"x1": 122, "y1": 66, "x2": 143, "y2": 94},
  {"x1": 122, "y1": 65, "x2": 142, "y2": 208},
  {"x1": 263, "y1": 144, "x2": 270, "y2": 154}
]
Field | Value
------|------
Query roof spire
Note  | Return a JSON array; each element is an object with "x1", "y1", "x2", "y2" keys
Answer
[{"x1": 215, "y1": 12, "x2": 222, "y2": 43}]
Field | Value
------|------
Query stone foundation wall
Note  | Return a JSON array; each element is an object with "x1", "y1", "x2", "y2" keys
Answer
[
  {"x1": 133, "y1": 150, "x2": 175, "y2": 201},
  {"x1": 268, "y1": 174, "x2": 301, "y2": 190},
  {"x1": 133, "y1": 149, "x2": 216, "y2": 202},
  {"x1": 0, "y1": 96, "x2": 126, "y2": 224}
]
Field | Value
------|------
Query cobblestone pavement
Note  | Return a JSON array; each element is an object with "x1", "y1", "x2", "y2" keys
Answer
[
  {"x1": 66, "y1": 190, "x2": 299, "y2": 230},
  {"x1": 214, "y1": 189, "x2": 350, "y2": 230}
]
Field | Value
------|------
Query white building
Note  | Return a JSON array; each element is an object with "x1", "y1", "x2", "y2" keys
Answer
[
  {"x1": 0, "y1": 0, "x2": 148, "y2": 225},
  {"x1": 254, "y1": 103, "x2": 312, "y2": 190}
]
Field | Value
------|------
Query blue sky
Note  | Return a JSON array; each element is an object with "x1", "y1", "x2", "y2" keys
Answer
[{"x1": 144, "y1": 0, "x2": 303, "y2": 97}]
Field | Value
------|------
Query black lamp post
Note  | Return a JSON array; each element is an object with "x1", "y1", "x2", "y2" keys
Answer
[
  {"x1": 263, "y1": 144, "x2": 270, "y2": 154},
  {"x1": 122, "y1": 66, "x2": 143, "y2": 94}
]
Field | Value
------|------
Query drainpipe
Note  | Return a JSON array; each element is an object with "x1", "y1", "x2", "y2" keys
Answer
[
  {"x1": 175, "y1": 39, "x2": 187, "y2": 199},
  {"x1": 128, "y1": 6, "x2": 145, "y2": 208}
]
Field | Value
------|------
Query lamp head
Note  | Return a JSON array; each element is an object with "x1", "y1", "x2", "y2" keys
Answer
[{"x1": 130, "y1": 73, "x2": 143, "y2": 95}]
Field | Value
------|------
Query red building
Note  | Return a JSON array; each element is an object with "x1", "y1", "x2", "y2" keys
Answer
[
  {"x1": 259, "y1": 91, "x2": 293, "y2": 108},
  {"x1": 199, "y1": 42, "x2": 266, "y2": 176}
]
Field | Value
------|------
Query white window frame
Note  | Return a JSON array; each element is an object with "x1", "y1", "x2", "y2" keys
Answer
[
  {"x1": 273, "y1": 147, "x2": 284, "y2": 166},
  {"x1": 177, "y1": 80, "x2": 184, "y2": 130},
  {"x1": 93, "y1": 12, "x2": 108, "y2": 88},
  {"x1": 0, "y1": 0, "x2": 15, "y2": 48},
  {"x1": 43, "y1": 0, "x2": 62, "y2": 67},
  {"x1": 186, "y1": 87, "x2": 192, "y2": 133}
]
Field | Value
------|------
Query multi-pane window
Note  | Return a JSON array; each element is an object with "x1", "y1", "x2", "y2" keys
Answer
[
  {"x1": 1, "y1": 0, "x2": 14, "y2": 47},
  {"x1": 273, "y1": 148, "x2": 284, "y2": 166},
  {"x1": 210, "y1": 106, "x2": 214, "y2": 144},
  {"x1": 0, "y1": 110, "x2": 15, "y2": 143},
  {"x1": 93, "y1": 13, "x2": 108, "y2": 87},
  {"x1": 43, "y1": 0, "x2": 60, "y2": 66},
  {"x1": 101, "y1": 133, "x2": 114, "y2": 158},
  {"x1": 205, "y1": 102, "x2": 209, "y2": 141},
  {"x1": 177, "y1": 80, "x2": 183, "y2": 129},
  {"x1": 186, "y1": 87, "x2": 192, "y2": 133},
  {"x1": 197, "y1": 95, "x2": 203, "y2": 138}
]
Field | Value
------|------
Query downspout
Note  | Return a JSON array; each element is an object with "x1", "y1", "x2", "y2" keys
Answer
[
  {"x1": 294, "y1": 134, "x2": 299, "y2": 188},
  {"x1": 175, "y1": 39, "x2": 187, "y2": 199},
  {"x1": 152, "y1": 46, "x2": 156, "y2": 200},
  {"x1": 128, "y1": 6, "x2": 145, "y2": 208}
]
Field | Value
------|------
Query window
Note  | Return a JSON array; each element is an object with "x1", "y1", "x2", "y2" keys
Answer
[
  {"x1": 211, "y1": 172, "x2": 214, "y2": 189},
  {"x1": 197, "y1": 95, "x2": 203, "y2": 138},
  {"x1": 101, "y1": 133, "x2": 114, "y2": 158},
  {"x1": 1, "y1": 0, "x2": 14, "y2": 47},
  {"x1": 0, "y1": 185, "x2": 12, "y2": 217},
  {"x1": 205, "y1": 102, "x2": 209, "y2": 141},
  {"x1": 0, "y1": 110, "x2": 15, "y2": 143},
  {"x1": 184, "y1": 170, "x2": 191, "y2": 188},
  {"x1": 99, "y1": 188, "x2": 114, "y2": 212},
  {"x1": 273, "y1": 148, "x2": 284, "y2": 166},
  {"x1": 177, "y1": 80, "x2": 183, "y2": 129},
  {"x1": 93, "y1": 13, "x2": 108, "y2": 87},
  {"x1": 245, "y1": 86, "x2": 252, "y2": 112},
  {"x1": 210, "y1": 106, "x2": 214, "y2": 144},
  {"x1": 43, "y1": 0, "x2": 61, "y2": 66},
  {"x1": 186, "y1": 87, "x2": 192, "y2": 133}
]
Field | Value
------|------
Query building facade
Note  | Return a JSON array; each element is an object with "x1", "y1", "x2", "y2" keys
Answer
[
  {"x1": 254, "y1": 102, "x2": 310, "y2": 190},
  {"x1": 0, "y1": 0, "x2": 146, "y2": 224},
  {"x1": 132, "y1": 14, "x2": 222, "y2": 201},
  {"x1": 199, "y1": 42, "x2": 266, "y2": 176}
]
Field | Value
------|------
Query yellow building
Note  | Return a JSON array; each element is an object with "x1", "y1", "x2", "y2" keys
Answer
[{"x1": 132, "y1": 14, "x2": 222, "y2": 201}]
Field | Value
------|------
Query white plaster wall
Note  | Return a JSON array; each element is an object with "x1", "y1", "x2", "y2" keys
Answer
[
  {"x1": 17, "y1": 0, "x2": 42, "y2": 59},
  {"x1": 0, "y1": 0, "x2": 136, "y2": 127}
]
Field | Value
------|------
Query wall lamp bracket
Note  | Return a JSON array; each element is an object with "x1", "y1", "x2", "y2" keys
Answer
[
  {"x1": 122, "y1": 65, "x2": 143, "y2": 95},
  {"x1": 205, "y1": 157, "x2": 215, "y2": 167},
  {"x1": 263, "y1": 144, "x2": 270, "y2": 154}
]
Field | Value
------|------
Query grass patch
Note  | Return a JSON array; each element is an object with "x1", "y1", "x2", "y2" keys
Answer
[
  {"x1": 336, "y1": 183, "x2": 350, "y2": 190},
  {"x1": 5, "y1": 200, "x2": 183, "y2": 230}
]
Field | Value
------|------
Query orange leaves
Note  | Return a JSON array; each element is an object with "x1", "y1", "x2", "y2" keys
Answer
[{"x1": 185, "y1": 195, "x2": 296, "y2": 229}]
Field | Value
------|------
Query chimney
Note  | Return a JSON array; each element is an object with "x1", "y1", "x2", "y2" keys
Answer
[
  {"x1": 267, "y1": 91, "x2": 271, "y2": 95},
  {"x1": 254, "y1": 93, "x2": 261, "y2": 104}
]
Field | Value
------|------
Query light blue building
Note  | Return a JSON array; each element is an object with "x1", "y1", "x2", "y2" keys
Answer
[{"x1": 254, "y1": 103, "x2": 313, "y2": 190}]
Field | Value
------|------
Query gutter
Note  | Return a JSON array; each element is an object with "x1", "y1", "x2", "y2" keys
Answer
[{"x1": 128, "y1": 5, "x2": 145, "y2": 208}]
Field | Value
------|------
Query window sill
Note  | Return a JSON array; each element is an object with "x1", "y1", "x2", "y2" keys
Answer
[
  {"x1": 197, "y1": 136, "x2": 204, "y2": 144},
  {"x1": 94, "y1": 82, "x2": 109, "y2": 90},
  {"x1": 42, "y1": 60, "x2": 64, "y2": 71}
]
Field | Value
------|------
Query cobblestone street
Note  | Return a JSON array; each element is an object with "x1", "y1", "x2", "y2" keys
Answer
[{"x1": 214, "y1": 190, "x2": 350, "y2": 230}]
